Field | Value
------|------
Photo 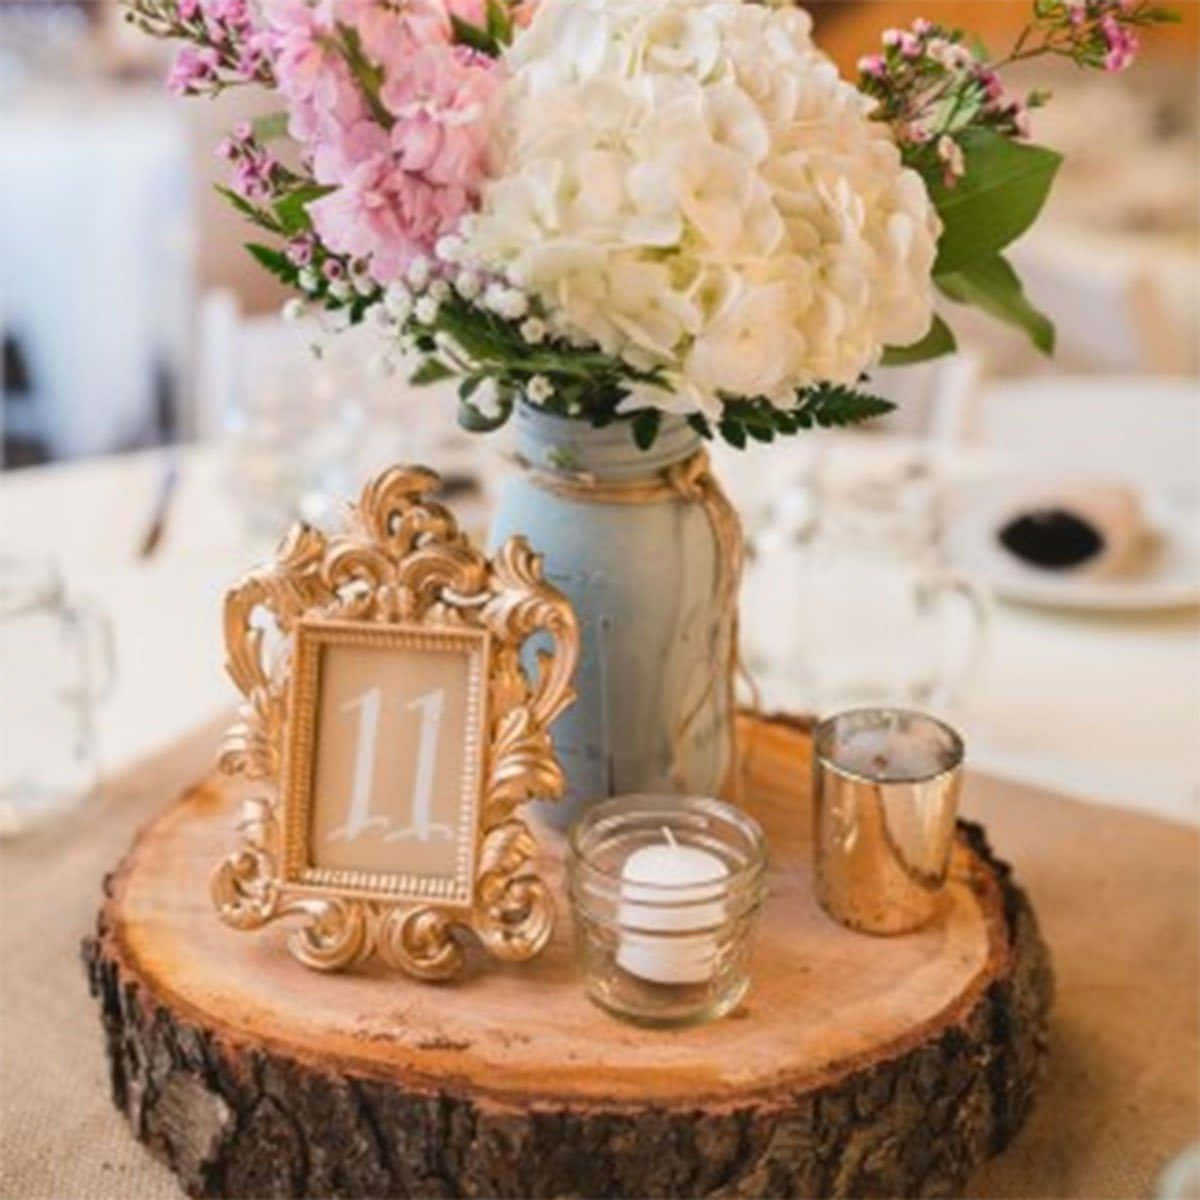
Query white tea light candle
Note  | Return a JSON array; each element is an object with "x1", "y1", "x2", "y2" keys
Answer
[
  {"x1": 567, "y1": 795, "x2": 767, "y2": 1027},
  {"x1": 616, "y1": 830, "x2": 729, "y2": 985}
]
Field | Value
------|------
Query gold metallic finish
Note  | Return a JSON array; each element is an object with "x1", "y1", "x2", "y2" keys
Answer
[
  {"x1": 211, "y1": 464, "x2": 579, "y2": 979},
  {"x1": 812, "y1": 708, "x2": 964, "y2": 936}
]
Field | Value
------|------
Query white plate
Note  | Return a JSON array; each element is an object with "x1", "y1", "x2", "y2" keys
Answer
[{"x1": 944, "y1": 481, "x2": 1200, "y2": 611}]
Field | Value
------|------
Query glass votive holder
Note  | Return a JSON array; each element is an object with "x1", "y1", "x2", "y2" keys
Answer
[
  {"x1": 567, "y1": 795, "x2": 768, "y2": 1028},
  {"x1": 813, "y1": 707, "x2": 964, "y2": 935}
]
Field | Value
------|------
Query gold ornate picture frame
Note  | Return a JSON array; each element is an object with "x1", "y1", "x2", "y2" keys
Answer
[{"x1": 211, "y1": 465, "x2": 579, "y2": 980}]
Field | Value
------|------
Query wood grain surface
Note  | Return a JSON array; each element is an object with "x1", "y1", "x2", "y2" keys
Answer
[{"x1": 83, "y1": 713, "x2": 1053, "y2": 1198}]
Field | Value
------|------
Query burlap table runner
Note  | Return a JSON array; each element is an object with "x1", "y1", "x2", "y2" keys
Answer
[{"x1": 1, "y1": 718, "x2": 1196, "y2": 1200}]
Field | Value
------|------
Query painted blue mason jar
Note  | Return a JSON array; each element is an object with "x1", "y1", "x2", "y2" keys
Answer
[{"x1": 489, "y1": 403, "x2": 734, "y2": 830}]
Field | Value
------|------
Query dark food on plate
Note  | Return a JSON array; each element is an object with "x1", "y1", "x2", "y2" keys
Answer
[
  {"x1": 998, "y1": 509, "x2": 1105, "y2": 569},
  {"x1": 994, "y1": 483, "x2": 1143, "y2": 576}
]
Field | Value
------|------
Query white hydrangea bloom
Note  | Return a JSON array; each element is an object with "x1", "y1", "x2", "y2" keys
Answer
[{"x1": 466, "y1": 0, "x2": 941, "y2": 416}]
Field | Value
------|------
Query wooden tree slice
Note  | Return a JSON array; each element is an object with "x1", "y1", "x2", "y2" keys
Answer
[{"x1": 83, "y1": 714, "x2": 1052, "y2": 1199}]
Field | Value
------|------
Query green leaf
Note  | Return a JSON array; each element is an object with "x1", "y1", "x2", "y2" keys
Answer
[
  {"x1": 937, "y1": 254, "x2": 1055, "y2": 355},
  {"x1": 718, "y1": 418, "x2": 747, "y2": 450},
  {"x1": 926, "y1": 130, "x2": 1061, "y2": 275},
  {"x1": 458, "y1": 394, "x2": 511, "y2": 433},
  {"x1": 485, "y1": 0, "x2": 513, "y2": 45},
  {"x1": 630, "y1": 409, "x2": 661, "y2": 451},
  {"x1": 410, "y1": 358, "x2": 454, "y2": 385},
  {"x1": 336, "y1": 24, "x2": 393, "y2": 128},
  {"x1": 797, "y1": 383, "x2": 894, "y2": 428},
  {"x1": 244, "y1": 242, "x2": 295, "y2": 284},
  {"x1": 215, "y1": 184, "x2": 262, "y2": 222},
  {"x1": 251, "y1": 111, "x2": 290, "y2": 142},
  {"x1": 273, "y1": 185, "x2": 335, "y2": 236},
  {"x1": 216, "y1": 185, "x2": 281, "y2": 234},
  {"x1": 449, "y1": 13, "x2": 497, "y2": 54},
  {"x1": 881, "y1": 314, "x2": 957, "y2": 366}
]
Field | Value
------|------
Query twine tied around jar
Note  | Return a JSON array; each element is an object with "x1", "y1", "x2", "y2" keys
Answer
[{"x1": 515, "y1": 448, "x2": 746, "y2": 800}]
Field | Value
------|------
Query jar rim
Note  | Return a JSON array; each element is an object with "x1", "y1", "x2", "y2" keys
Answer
[
  {"x1": 567, "y1": 794, "x2": 767, "y2": 894},
  {"x1": 813, "y1": 706, "x2": 964, "y2": 785},
  {"x1": 512, "y1": 401, "x2": 701, "y2": 481}
]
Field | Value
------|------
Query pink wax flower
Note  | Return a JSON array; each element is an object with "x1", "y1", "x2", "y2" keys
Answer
[
  {"x1": 1100, "y1": 12, "x2": 1140, "y2": 70},
  {"x1": 977, "y1": 69, "x2": 1005, "y2": 102},
  {"x1": 286, "y1": 235, "x2": 314, "y2": 266},
  {"x1": 231, "y1": 147, "x2": 278, "y2": 201},
  {"x1": 202, "y1": 0, "x2": 251, "y2": 43},
  {"x1": 166, "y1": 45, "x2": 219, "y2": 94},
  {"x1": 858, "y1": 53, "x2": 886, "y2": 79}
]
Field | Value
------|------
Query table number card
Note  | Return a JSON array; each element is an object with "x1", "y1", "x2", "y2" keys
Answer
[{"x1": 212, "y1": 465, "x2": 579, "y2": 980}]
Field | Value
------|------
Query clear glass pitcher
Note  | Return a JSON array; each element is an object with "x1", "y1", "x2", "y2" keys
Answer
[
  {"x1": 0, "y1": 554, "x2": 114, "y2": 836},
  {"x1": 743, "y1": 452, "x2": 987, "y2": 717}
]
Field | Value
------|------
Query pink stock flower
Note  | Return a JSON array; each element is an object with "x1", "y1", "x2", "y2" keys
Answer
[
  {"x1": 262, "y1": 0, "x2": 365, "y2": 140},
  {"x1": 307, "y1": 154, "x2": 467, "y2": 282},
  {"x1": 335, "y1": 0, "x2": 450, "y2": 68},
  {"x1": 381, "y1": 43, "x2": 499, "y2": 187},
  {"x1": 253, "y1": 0, "x2": 505, "y2": 280}
]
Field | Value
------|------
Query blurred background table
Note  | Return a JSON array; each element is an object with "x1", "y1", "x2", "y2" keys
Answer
[{"x1": 2, "y1": 413, "x2": 1196, "y2": 825}]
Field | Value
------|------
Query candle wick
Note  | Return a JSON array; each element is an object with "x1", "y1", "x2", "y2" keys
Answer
[{"x1": 662, "y1": 825, "x2": 678, "y2": 850}]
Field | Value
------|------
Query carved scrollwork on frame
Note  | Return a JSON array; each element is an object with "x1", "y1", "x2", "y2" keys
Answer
[{"x1": 211, "y1": 465, "x2": 579, "y2": 979}]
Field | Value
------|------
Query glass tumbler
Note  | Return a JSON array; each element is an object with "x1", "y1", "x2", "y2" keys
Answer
[
  {"x1": 745, "y1": 452, "x2": 987, "y2": 718},
  {"x1": 0, "y1": 554, "x2": 114, "y2": 836},
  {"x1": 567, "y1": 795, "x2": 768, "y2": 1027}
]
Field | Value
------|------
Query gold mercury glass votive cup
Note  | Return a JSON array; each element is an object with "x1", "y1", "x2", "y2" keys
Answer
[
  {"x1": 567, "y1": 795, "x2": 768, "y2": 1028},
  {"x1": 813, "y1": 708, "x2": 964, "y2": 935}
]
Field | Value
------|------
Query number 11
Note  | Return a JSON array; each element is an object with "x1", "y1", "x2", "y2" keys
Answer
[
  {"x1": 326, "y1": 686, "x2": 452, "y2": 844},
  {"x1": 386, "y1": 689, "x2": 452, "y2": 843}
]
